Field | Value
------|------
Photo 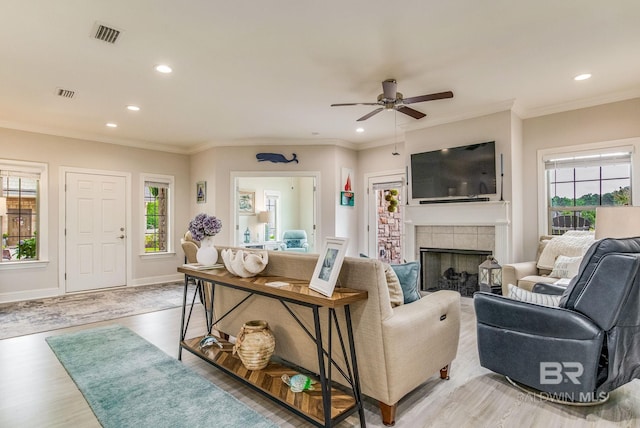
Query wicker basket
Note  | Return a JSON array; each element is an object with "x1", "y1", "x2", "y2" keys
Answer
[{"x1": 233, "y1": 320, "x2": 275, "y2": 370}]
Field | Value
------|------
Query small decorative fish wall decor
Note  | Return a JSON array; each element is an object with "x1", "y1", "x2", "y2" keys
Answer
[{"x1": 256, "y1": 153, "x2": 298, "y2": 164}]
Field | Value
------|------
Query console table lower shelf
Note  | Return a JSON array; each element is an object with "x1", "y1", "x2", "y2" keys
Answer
[{"x1": 181, "y1": 335, "x2": 357, "y2": 426}]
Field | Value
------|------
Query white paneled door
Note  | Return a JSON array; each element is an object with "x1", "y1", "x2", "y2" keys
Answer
[{"x1": 66, "y1": 172, "x2": 126, "y2": 292}]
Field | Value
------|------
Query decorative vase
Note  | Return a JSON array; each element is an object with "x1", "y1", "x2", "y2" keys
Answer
[
  {"x1": 196, "y1": 236, "x2": 218, "y2": 265},
  {"x1": 233, "y1": 320, "x2": 275, "y2": 370}
]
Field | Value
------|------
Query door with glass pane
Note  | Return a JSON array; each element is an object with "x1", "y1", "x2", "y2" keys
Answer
[{"x1": 367, "y1": 174, "x2": 405, "y2": 263}]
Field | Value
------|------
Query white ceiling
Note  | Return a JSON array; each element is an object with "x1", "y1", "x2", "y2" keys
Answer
[{"x1": 1, "y1": 1, "x2": 639, "y2": 154}]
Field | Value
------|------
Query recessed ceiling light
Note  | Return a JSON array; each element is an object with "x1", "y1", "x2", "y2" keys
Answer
[
  {"x1": 356, "y1": 127, "x2": 364, "y2": 133},
  {"x1": 106, "y1": 122, "x2": 118, "y2": 128},
  {"x1": 574, "y1": 73, "x2": 592, "y2": 81},
  {"x1": 126, "y1": 105, "x2": 140, "y2": 111},
  {"x1": 155, "y1": 64, "x2": 172, "y2": 74}
]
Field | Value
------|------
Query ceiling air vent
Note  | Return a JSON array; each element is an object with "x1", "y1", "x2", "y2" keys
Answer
[
  {"x1": 91, "y1": 22, "x2": 121, "y2": 44},
  {"x1": 56, "y1": 88, "x2": 76, "y2": 99}
]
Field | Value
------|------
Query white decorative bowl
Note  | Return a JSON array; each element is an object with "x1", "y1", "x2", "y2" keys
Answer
[{"x1": 221, "y1": 249, "x2": 268, "y2": 278}]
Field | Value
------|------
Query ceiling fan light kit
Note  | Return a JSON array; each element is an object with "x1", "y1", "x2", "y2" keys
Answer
[{"x1": 331, "y1": 78, "x2": 453, "y2": 121}]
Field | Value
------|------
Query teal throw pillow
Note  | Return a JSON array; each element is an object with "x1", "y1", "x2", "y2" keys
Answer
[{"x1": 391, "y1": 261, "x2": 421, "y2": 304}]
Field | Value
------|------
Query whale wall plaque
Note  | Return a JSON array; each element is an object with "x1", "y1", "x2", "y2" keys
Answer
[{"x1": 256, "y1": 153, "x2": 298, "y2": 164}]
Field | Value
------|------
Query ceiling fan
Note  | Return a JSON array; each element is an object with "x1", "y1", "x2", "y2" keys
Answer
[{"x1": 331, "y1": 79, "x2": 453, "y2": 121}]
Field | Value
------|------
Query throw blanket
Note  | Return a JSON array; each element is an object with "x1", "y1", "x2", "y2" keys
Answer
[{"x1": 537, "y1": 231, "x2": 595, "y2": 270}]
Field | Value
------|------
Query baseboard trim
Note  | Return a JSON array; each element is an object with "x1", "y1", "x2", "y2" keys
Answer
[
  {"x1": 0, "y1": 287, "x2": 62, "y2": 304},
  {"x1": 128, "y1": 273, "x2": 183, "y2": 287}
]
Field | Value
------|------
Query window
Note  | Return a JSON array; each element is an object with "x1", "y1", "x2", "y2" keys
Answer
[
  {"x1": 142, "y1": 174, "x2": 174, "y2": 254},
  {"x1": 264, "y1": 192, "x2": 280, "y2": 241},
  {"x1": 1, "y1": 159, "x2": 48, "y2": 264},
  {"x1": 545, "y1": 149, "x2": 632, "y2": 235}
]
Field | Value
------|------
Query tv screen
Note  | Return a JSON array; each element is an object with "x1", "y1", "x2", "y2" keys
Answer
[{"x1": 411, "y1": 141, "x2": 496, "y2": 199}]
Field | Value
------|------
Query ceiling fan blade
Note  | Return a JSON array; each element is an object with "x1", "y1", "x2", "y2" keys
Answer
[
  {"x1": 331, "y1": 102, "x2": 380, "y2": 107},
  {"x1": 382, "y1": 79, "x2": 397, "y2": 100},
  {"x1": 396, "y1": 106, "x2": 426, "y2": 120},
  {"x1": 357, "y1": 108, "x2": 384, "y2": 121},
  {"x1": 402, "y1": 91, "x2": 454, "y2": 104}
]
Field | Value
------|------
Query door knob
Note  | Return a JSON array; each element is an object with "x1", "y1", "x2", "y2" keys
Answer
[{"x1": 117, "y1": 235, "x2": 125, "y2": 239}]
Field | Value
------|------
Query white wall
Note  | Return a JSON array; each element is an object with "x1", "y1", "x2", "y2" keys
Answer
[
  {"x1": 334, "y1": 146, "x2": 358, "y2": 252},
  {"x1": 510, "y1": 111, "x2": 525, "y2": 261},
  {"x1": 0, "y1": 127, "x2": 190, "y2": 302}
]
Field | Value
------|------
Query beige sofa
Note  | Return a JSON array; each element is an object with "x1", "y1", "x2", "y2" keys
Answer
[{"x1": 212, "y1": 250, "x2": 461, "y2": 426}]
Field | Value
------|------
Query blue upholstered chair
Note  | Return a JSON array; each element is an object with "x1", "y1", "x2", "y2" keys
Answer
[
  {"x1": 475, "y1": 237, "x2": 640, "y2": 403},
  {"x1": 279, "y1": 230, "x2": 309, "y2": 252}
]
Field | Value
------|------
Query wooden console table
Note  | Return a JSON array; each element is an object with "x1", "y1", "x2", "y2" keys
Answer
[{"x1": 177, "y1": 266, "x2": 368, "y2": 427}]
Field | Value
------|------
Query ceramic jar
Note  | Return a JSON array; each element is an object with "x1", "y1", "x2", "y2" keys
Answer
[{"x1": 233, "y1": 320, "x2": 275, "y2": 370}]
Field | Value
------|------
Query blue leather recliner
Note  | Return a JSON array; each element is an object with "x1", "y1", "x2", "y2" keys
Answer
[{"x1": 475, "y1": 237, "x2": 640, "y2": 402}]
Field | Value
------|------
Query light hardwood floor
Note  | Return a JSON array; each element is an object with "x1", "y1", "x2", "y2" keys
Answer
[{"x1": 0, "y1": 297, "x2": 638, "y2": 427}]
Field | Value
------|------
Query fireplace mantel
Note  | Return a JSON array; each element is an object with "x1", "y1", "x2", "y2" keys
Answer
[{"x1": 403, "y1": 201, "x2": 511, "y2": 264}]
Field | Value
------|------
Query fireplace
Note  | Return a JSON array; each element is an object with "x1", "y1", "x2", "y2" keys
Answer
[
  {"x1": 403, "y1": 201, "x2": 511, "y2": 264},
  {"x1": 421, "y1": 248, "x2": 491, "y2": 296}
]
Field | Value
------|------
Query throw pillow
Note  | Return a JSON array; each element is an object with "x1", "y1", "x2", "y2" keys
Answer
[
  {"x1": 391, "y1": 261, "x2": 421, "y2": 304},
  {"x1": 359, "y1": 254, "x2": 404, "y2": 306},
  {"x1": 549, "y1": 255, "x2": 582, "y2": 279},
  {"x1": 537, "y1": 232, "x2": 594, "y2": 270},
  {"x1": 507, "y1": 284, "x2": 561, "y2": 307},
  {"x1": 286, "y1": 239, "x2": 301, "y2": 248},
  {"x1": 383, "y1": 264, "x2": 404, "y2": 307}
]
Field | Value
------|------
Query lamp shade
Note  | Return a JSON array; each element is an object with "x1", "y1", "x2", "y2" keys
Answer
[
  {"x1": 595, "y1": 206, "x2": 640, "y2": 239},
  {"x1": 257, "y1": 211, "x2": 271, "y2": 223}
]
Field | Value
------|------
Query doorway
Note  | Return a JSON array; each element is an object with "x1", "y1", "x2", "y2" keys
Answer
[
  {"x1": 231, "y1": 172, "x2": 318, "y2": 252},
  {"x1": 366, "y1": 172, "x2": 405, "y2": 263},
  {"x1": 64, "y1": 171, "x2": 127, "y2": 292}
]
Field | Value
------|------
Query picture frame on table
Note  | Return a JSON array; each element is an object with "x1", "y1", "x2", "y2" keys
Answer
[
  {"x1": 238, "y1": 190, "x2": 255, "y2": 215},
  {"x1": 309, "y1": 237, "x2": 349, "y2": 297},
  {"x1": 196, "y1": 181, "x2": 206, "y2": 203}
]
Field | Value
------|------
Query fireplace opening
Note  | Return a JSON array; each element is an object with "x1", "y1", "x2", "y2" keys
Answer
[{"x1": 420, "y1": 248, "x2": 492, "y2": 297}]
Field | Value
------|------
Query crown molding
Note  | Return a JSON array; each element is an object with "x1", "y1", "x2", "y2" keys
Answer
[
  {"x1": 0, "y1": 121, "x2": 189, "y2": 154},
  {"x1": 518, "y1": 88, "x2": 640, "y2": 119}
]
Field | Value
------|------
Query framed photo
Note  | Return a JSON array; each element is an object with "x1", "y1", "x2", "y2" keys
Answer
[
  {"x1": 340, "y1": 191, "x2": 354, "y2": 206},
  {"x1": 238, "y1": 190, "x2": 255, "y2": 215},
  {"x1": 309, "y1": 237, "x2": 349, "y2": 297},
  {"x1": 196, "y1": 181, "x2": 206, "y2": 203}
]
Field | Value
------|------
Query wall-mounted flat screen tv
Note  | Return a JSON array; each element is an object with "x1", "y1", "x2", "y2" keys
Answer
[{"x1": 411, "y1": 141, "x2": 496, "y2": 199}]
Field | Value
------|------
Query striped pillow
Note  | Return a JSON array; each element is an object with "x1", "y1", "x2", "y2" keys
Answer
[{"x1": 507, "y1": 284, "x2": 561, "y2": 307}]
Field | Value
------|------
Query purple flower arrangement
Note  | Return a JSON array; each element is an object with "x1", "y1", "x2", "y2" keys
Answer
[{"x1": 188, "y1": 213, "x2": 222, "y2": 241}]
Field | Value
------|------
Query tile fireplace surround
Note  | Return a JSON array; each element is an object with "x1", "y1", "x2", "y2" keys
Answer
[{"x1": 403, "y1": 201, "x2": 511, "y2": 265}]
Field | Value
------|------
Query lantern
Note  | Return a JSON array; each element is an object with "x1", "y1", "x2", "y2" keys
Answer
[{"x1": 478, "y1": 256, "x2": 502, "y2": 294}]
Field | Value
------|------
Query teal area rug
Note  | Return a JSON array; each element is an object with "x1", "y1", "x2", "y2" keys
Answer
[{"x1": 46, "y1": 325, "x2": 278, "y2": 428}]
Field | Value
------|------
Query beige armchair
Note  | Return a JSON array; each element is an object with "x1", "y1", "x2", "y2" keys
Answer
[
  {"x1": 180, "y1": 230, "x2": 199, "y2": 262},
  {"x1": 502, "y1": 233, "x2": 595, "y2": 295}
]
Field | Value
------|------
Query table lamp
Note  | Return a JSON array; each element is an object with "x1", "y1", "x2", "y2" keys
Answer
[
  {"x1": 257, "y1": 211, "x2": 272, "y2": 241},
  {"x1": 595, "y1": 206, "x2": 640, "y2": 239}
]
